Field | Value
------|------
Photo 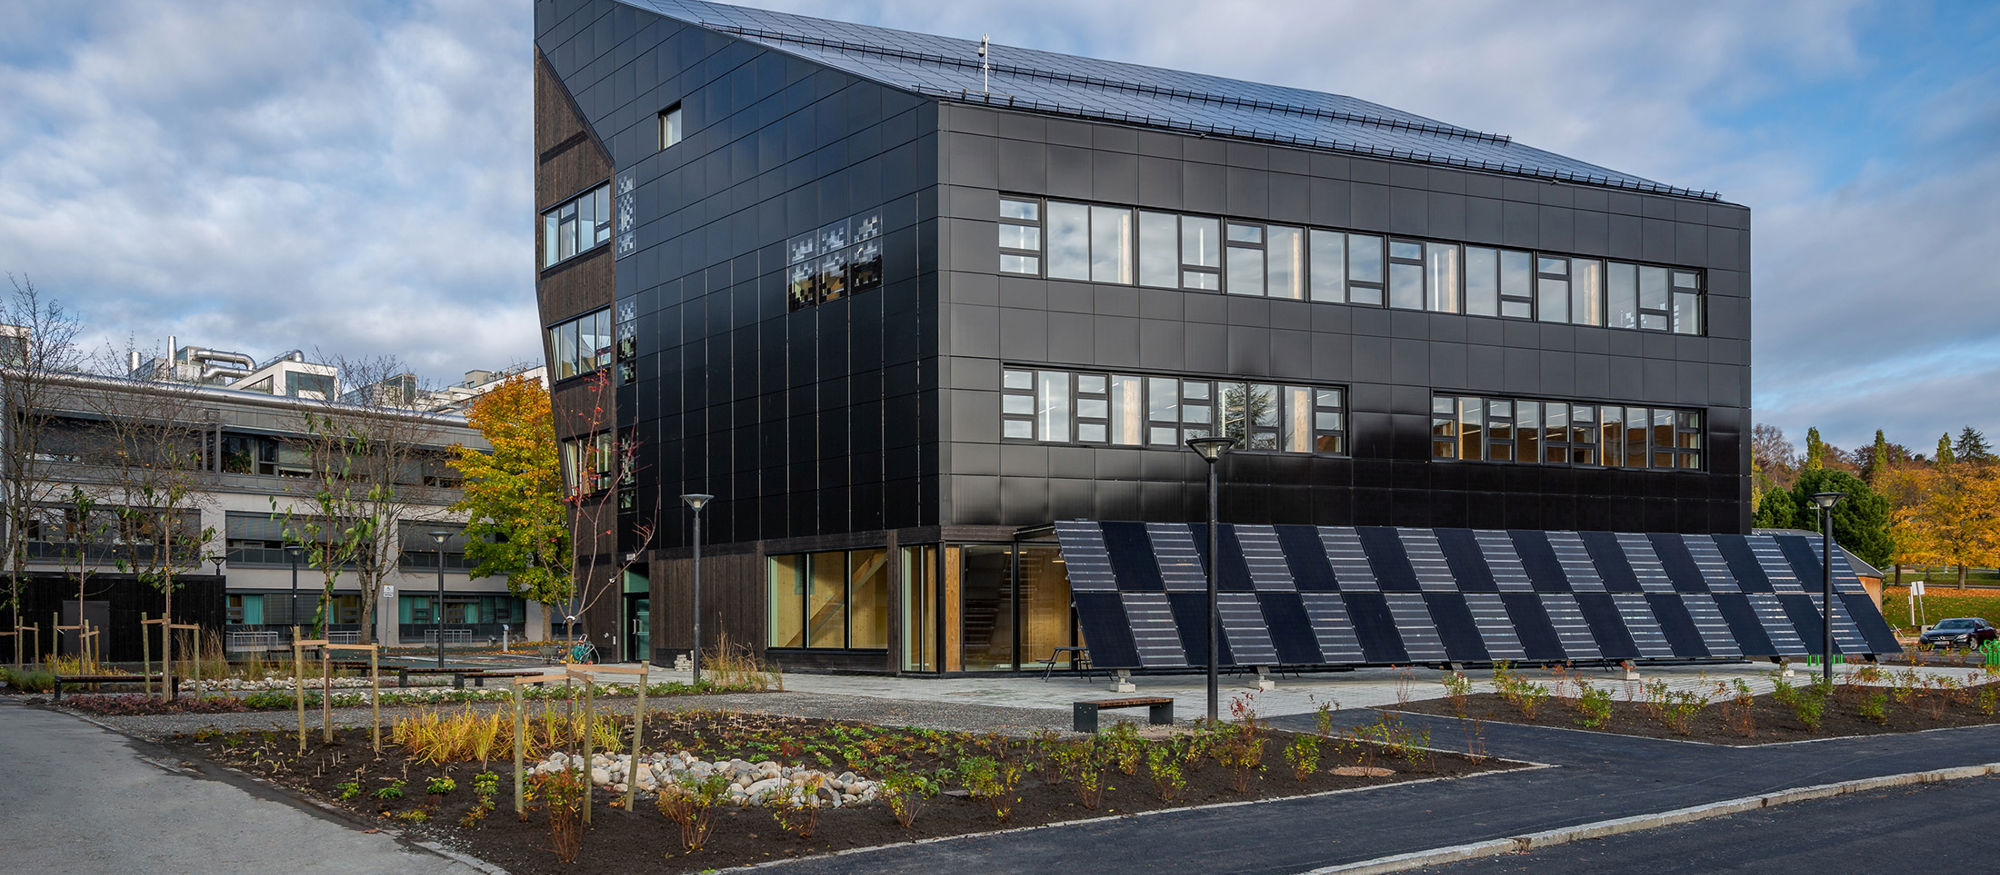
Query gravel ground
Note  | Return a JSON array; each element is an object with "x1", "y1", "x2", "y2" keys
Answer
[{"x1": 34, "y1": 689, "x2": 1093, "y2": 740}]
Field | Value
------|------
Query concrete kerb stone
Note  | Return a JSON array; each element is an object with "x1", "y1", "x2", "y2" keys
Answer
[{"x1": 1301, "y1": 761, "x2": 2000, "y2": 874}]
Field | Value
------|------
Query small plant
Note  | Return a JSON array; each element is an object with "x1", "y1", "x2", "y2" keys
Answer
[
  {"x1": 656, "y1": 772, "x2": 730, "y2": 852},
  {"x1": 961, "y1": 756, "x2": 1027, "y2": 823},
  {"x1": 425, "y1": 776, "x2": 456, "y2": 796},
  {"x1": 336, "y1": 781, "x2": 361, "y2": 801},
  {"x1": 472, "y1": 771, "x2": 500, "y2": 797},
  {"x1": 1858, "y1": 691, "x2": 1889, "y2": 724},
  {"x1": 532, "y1": 769, "x2": 586, "y2": 863},
  {"x1": 879, "y1": 771, "x2": 939, "y2": 829},
  {"x1": 1574, "y1": 686, "x2": 1614, "y2": 729},
  {"x1": 1981, "y1": 684, "x2": 2000, "y2": 716},
  {"x1": 390, "y1": 809, "x2": 430, "y2": 823},
  {"x1": 1074, "y1": 750, "x2": 1108, "y2": 810},
  {"x1": 1441, "y1": 671, "x2": 1472, "y2": 717},
  {"x1": 1661, "y1": 689, "x2": 1705, "y2": 736},
  {"x1": 1313, "y1": 697, "x2": 1338, "y2": 736},
  {"x1": 1794, "y1": 693, "x2": 1825, "y2": 732},
  {"x1": 1283, "y1": 733, "x2": 1321, "y2": 782},
  {"x1": 1146, "y1": 743, "x2": 1187, "y2": 801},
  {"x1": 770, "y1": 776, "x2": 824, "y2": 840},
  {"x1": 374, "y1": 780, "x2": 406, "y2": 801},
  {"x1": 1464, "y1": 718, "x2": 1488, "y2": 764},
  {"x1": 1722, "y1": 680, "x2": 1757, "y2": 738}
]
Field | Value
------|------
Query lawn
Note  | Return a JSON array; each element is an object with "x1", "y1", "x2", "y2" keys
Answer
[{"x1": 1881, "y1": 585, "x2": 2000, "y2": 634}]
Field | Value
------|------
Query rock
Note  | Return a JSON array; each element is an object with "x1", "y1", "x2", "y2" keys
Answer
[
  {"x1": 744, "y1": 777, "x2": 783, "y2": 800},
  {"x1": 837, "y1": 771, "x2": 857, "y2": 785},
  {"x1": 590, "y1": 768, "x2": 611, "y2": 785},
  {"x1": 816, "y1": 785, "x2": 839, "y2": 805}
]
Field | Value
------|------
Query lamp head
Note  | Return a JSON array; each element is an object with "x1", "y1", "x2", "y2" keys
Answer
[
  {"x1": 1809, "y1": 492, "x2": 1847, "y2": 511},
  {"x1": 427, "y1": 530, "x2": 451, "y2": 544},
  {"x1": 1185, "y1": 435, "x2": 1235, "y2": 462},
  {"x1": 681, "y1": 493, "x2": 714, "y2": 511},
  {"x1": 283, "y1": 544, "x2": 303, "y2": 556}
]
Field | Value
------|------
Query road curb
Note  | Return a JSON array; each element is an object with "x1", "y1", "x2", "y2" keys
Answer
[{"x1": 1303, "y1": 761, "x2": 2000, "y2": 874}]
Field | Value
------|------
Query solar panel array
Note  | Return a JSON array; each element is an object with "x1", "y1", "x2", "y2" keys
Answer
[
  {"x1": 615, "y1": 0, "x2": 1717, "y2": 199},
  {"x1": 1057, "y1": 521, "x2": 1900, "y2": 670}
]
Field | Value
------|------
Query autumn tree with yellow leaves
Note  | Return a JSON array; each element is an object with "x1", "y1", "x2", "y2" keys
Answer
[{"x1": 448, "y1": 377, "x2": 571, "y2": 605}]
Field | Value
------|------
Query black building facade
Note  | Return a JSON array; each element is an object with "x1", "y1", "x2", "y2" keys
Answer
[{"x1": 534, "y1": 0, "x2": 1756, "y2": 673}]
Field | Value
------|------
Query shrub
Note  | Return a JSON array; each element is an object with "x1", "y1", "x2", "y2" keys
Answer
[
  {"x1": 1441, "y1": 671, "x2": 1472, "y2": 717},
  {"x1": 1574, "y1": 686, "x2": 1614, "y2": 729},
  {"x1": 1283, "y1": 733, "x2": 1321, "y2": 782},
  {"x1": 1722, "y1": 680, "x2": 1757, "y2": 738},
  {"x1": 533, "y1": 769, "x2": 587, "y2": 863},
  {"x1": 960, "y1": 756, "x2": 1026, "y2": 823},
  {"x1": 1145, "y1": 743, "x2": 1186, "y2": 801},
  {"x1": 426, "y1": 776, "x2": 456, "y2": 796},
  {"x1": 374, "y1": 780, "x2": 406, "y2": 801},
  {"x1": 879, "y1": 771, "x2": 939, "y2": 829},
  {"x1": 1858, "y1": 691, "x2": 1889, "y2": 724},
  {"x1": 1, "y1": 668, "x2": 56, "y2": 693},
  {"x1": 1794, "y1": 694, "x2": 1825, "y2": 731},
  {"x1": 655, "y1": 772, "x2": 730, "y2": 852},
  {"x1": 336, "y1": 781, "x2": 361, "y2": 801},
  {"x1": 770, "y1": 776, "x2": 824, "y2": 839}
]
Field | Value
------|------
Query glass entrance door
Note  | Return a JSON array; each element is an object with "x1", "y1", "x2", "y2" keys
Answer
[{"x1": 626, "y1": 595, "x2": 650, "y2": 663}]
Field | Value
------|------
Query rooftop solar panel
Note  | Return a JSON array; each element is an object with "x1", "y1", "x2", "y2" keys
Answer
[
  {"x1": 613, "y1": 0, "x2": 1722, "y2": 199},
  {"x1": 1053, "y1": 522, "x2": 1901, "y2": 669}
]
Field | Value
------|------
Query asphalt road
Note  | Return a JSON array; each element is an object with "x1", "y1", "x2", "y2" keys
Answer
[
  {"x1": 0, "y1": 699, "x2": 475, "y2": 874},
  {"x1": 1422, "y1": 775, "x2": 2000, "y2": 873}
]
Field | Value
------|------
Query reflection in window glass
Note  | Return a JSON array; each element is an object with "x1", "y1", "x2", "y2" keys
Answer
[
  {"x1": 768, "y1": 556, "x2": 805, "y2": 647},
  {"x1": 1000, "y1": 198, "x2": 1039, "y2": 221},
  {"x1": 1227, "y1": 246, "x2": 1265, "y2": 296},
  {"x1": 1673, "y1": 292, "x2": 1701, "y2": 335},
  {"x1": 1267, "y1": 226, "x2": 1304, "y2": 300},
  {"x1": 1543, "y1": 402, "x2": 1568, "y2": 463},
  {"x1": 1638, "y1": 266, "x2": 1669, "y2": 330},
  {"x1": 1348, "y1": 234, "x2": 1384, "y2": 306},
  {"x1": 1537, "y1": 276, "x2": 1569, "y2": 323},
  {"x1": 1090, "y1": 205, "x2": 1133, "y2": 283},
  {"x1": 1181, "y1": 217, "x2": 1220, "y2": 268},
  {"x1": 1138, "y1": 211, "x2": 1178, "y2": 287},
  {"x1": 848, "y1": 550, "x2": 889, "y2": 649},
  {"x1": 1046, "y1": 202, "x2": 1090, "y2": 280},
  {"x1": 1148, "y1": 377, "x2": 1179, "y2": 445},
  {"x1": 1426, "y1": 243, "x2": 1460, "y2": 313},
  {"x1": 1432, "y1": 396, "x2": 1459, "y2": 459},
  {"x1": 998, "y1": 224, "x2": 1040, "y2": 251},
  {"x1": 1037, "y1": 371, "x2": 1071, "y2": 443},
  {"x1": 1519, "y1": 400, "x2": 1540, "y2": 462},
  {"x1": 808, "y1": 552, "x2": 847, "y2": 648},
  {"x1": 1309, "y1": 230, "x2": 1345, "y2": 303},
  {"x1": 1283, "y1": 386, "x2": 1313, "y2": 452},
  {"x1": 1389, "y1": 261, "x2": 1423, "y2": 310},
  {"x1": 1608, "y1": 262, "x2": 1638, "y2": 328},
  {"x1": 1500, "y1": 249, "x2": 1533, "y2": 318},
  {"x1": 1625, "y1": 407, "x2": 1648, "y2": 468},
  {"x1": 1111, "y1": 375, "x2": 1143, "y2": 445},
  {"x1": 1487, "y1": 399, "x2": 1513, "y2": 461},
  {"x1": 1571, "y1": 259, "x2": 1604, "y2": 326},
  {"x1": 1653, "y1": 408, "x2": 1675, "y2": 468},
  {"x1": 1571, "y1": 404, "x2": 1596, "y2": 465},
  {"x1": 1601, "y1": 405, "x2": 1623, "y2": 468},
  {"x1": 1228, "y1": 223, "x2": 1263, "y2": 244},
  {"x1": 1465, "y1": 246, "x2": 1498, "y2": 317},
  {"x1": 1458, "y1": 397, "x2": 1483, "y2": 461}
]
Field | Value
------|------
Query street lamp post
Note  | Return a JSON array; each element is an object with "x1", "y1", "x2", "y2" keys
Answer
[
  {"x1": 1185, "y1": 436, "x2": 1235, "y2": 724},
  {"x1": 681, "y1": 494, "x2": 713, "y2": 685},
  {"x1": 284, "y1": 545, "x2": 303, "y2": 642},
  {"x1": 428, "y1": 530, "x2": 451, "y2": 669},
  {"x1": 1809, "y1": 492, "x2": 1848, "y2": 686}
]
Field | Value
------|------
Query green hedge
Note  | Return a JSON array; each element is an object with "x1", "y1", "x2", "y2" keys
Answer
[{"x1": 0, "y1": 667, "x2": 55, "y2": 693}]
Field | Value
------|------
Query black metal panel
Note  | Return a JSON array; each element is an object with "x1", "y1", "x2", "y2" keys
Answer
[{"x1": 1073, "y1": 592, "x2": 1141, "y2": 668}]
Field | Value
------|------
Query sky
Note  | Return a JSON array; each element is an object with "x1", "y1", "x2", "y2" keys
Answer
[{"x1": 0, "y1": 0, "x2": 1993, "y2": 451}]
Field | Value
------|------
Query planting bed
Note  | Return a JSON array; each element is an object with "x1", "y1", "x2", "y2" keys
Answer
[
  {"x1": 1398, "y1": 672, "x2": 2000, "y2": 745},
  {"x1": 162, "y1": 707, "x2": 1513, "y2": 873}
]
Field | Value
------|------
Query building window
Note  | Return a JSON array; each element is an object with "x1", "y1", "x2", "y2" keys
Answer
[
  {"x1": 657, "y1": 104, "x2": 682, "y2": 150},
  {"x1": 767, "y1": 550, "x2": 889, "y2": 651},
  {"x1": 1432, "y1": 393, "x2": 1701, "y2": 470},
  {"x1": 788, "y1": 208, "x2": 883, "y2": 311},
  {"x1": 1005, "y1": 366, "x2": 1345, "y2": 456},
  {"x1": 541, "y1": 183, "x2": 611, "y2": 269},
  {"x1": 560, "y1": 432, "x2": 616, "y2": 496},
  {"x1": 993, "y1": 195, "x2": 1706, "y2": 335},
  {"x1": 546, "y1": 308, "x2": 609, "y2": 382}
]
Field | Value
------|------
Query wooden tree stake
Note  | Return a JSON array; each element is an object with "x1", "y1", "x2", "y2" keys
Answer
[
  {"x1": 624, "y1": 661, "x2": 648, "y2": 812},
  {"x1": 292, "y1": 626, "x2": 305, "y2": 755},
  {"x1": 140, "y1": 612, "x2": 151, "y2": 699},
  {"x1": 320, "y1": 645, "x2": 332, "y2": 743},
  {"x1": 513, "y1": 684, "x2": 525, "y2": 816},
  {"x1": 369, "y1": 648, "x2": 381, "y2": 752},
  {"x1": 582, "y1": 675, "x2": 595, "y2": 826}
]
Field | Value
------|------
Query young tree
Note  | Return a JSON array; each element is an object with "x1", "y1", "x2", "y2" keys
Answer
[
  {"x1": 1752, "y1": 423, "x2": 1798, "y2": 491},
  {"x1": 1936, "y1": 434, "x2": 1956, "y2": 466},
  {"x1": 269, "y1": 440, "x2": 374, "y2": 639},
  {"x1": 0, "y1": 276, "x2": 85, "y2": 665},
  {"x1": 1956, "y1": 426, "x2": 1993, "y2": 464},
  {"x1": 1790, "y1": 468, "x2": 1893, "y2": 568},
  {"x1": 1863, "y1": 430, "x2": 1892, "y2": 485},
  {"x1": 1892, "y1": 463, "x2": 2000, "y2": 589},
  {"x1": 448, "y1": 376, "x2": 570, "y2": 605},
  {"x1": 290, "y1": 356, "x2": 452, "y2": 644},
  {"x1": 554, "y1": 371, "x2": 654, "y2": 654}
]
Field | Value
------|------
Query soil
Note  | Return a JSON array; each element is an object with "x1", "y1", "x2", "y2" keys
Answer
[
  {"x1": 1396, "y1": 680, "x2": 2000, "y2": 745},
  {"x1": 159, "y1": 710, "x2": 1512, "y2": 873}
]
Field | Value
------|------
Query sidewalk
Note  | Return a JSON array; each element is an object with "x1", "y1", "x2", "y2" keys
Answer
[{"x1": 0, "y1": 698, "x2": 479, "y2": 874}]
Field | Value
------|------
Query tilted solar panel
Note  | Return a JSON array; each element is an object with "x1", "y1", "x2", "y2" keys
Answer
[{"x1": 1053, "y1": 521, "x2": 1902, "y2": 670}]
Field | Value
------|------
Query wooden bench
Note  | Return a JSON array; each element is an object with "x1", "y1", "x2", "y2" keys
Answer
[
  {"x1": 52, "y1": 673, "x2": 160, "y2": 701},
  {"x1": 459, "y1": 668, "x2": 544, "y2": 688},
  {"x1": 1073, "y1": 696, "x2": 1173, "y2": 733}
]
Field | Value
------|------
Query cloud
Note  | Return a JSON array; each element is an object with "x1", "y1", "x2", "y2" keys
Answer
[{"x1": 1, "y1": 0, "x2": 1990, "y2": 451}]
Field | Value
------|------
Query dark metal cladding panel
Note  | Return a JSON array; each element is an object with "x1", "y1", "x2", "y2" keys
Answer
[
  {"x1": 1258, "y1": 592, "x2": 1325, "y2": 665},
  {"x1": 1072, "y1": 592, "x2": 1140, "y2": 667},
  {"x1": 1423, "y1": 592, "x2": 1492, "y2": 663},
  {"x1": 1356, "y1": 526, "x2": 1422, "y2": 592},
  {"x1": 1102, "y1": 522, "x2": 1166, "y2": 592},
  {"x1": 1435, "y1": 529, "x2": 1499, "y2": 593},
  {"x1": 1498, "y1": 592, "x2": 1566, "y2": 661},
  {"x1": 1168, "y1": 591, "x2": 1235, "y2": 666},
  {"x1": 1342, "y1": 591, "x2": 1410, "y2": 664},
  {"x1": 1275, "y1": 524, "x2": 1342, "y2": 592}
]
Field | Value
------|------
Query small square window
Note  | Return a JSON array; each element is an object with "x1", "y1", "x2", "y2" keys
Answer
[{"x1": 658, "y1": 104, "x2": 683, "y2": 150}]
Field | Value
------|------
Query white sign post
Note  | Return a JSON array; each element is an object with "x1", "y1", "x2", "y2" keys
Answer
[{"x1": 1909, "y1": 580, "x2": 1926, "y2": 629}]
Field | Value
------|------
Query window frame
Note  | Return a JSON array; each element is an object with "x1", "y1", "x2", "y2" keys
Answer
[
  {"x1": 1429, "y1": 394, "x2": 1703, "y2": 471},
  {"x1": 540, "y1": 182, "x2": 612, "y2": 270},
  {"x1": 1005, "y1": 365, "x2": 1347, "y2": 457}
]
